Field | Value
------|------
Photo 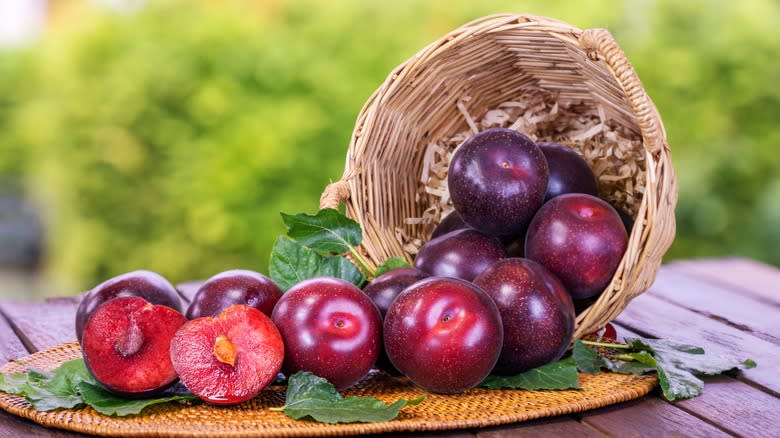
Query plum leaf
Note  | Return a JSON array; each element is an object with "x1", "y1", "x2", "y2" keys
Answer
[
  {"x1": 269, "y1": 236, "x2": 366, "y2": 291},
  {"x1": 624, "y1": 337, "x2": 756, "y2": 401},
  {"x1": 281, "y1": 209, "x2": 362, "y2": 256},
  {"x1": 374, "y1": 257, "x2": 412, "y2": 277},
  {"x1": 275, "y1": 371, "x2": 424, "y2": 423},
  {"x1": 571, "y1": 340, "x2": 605, "y2": 374},
  {"x1": 78, "y1": 382, "x2": 196, "y2": 416},
  {"x1": 0, "y1": 359, "x2": 197, "y2": 415},
  {"x1": 480, "y1": 357, "x2": 580, "y2": 390}
]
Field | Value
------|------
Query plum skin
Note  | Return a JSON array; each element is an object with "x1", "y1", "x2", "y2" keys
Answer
[
  {"x1": 170, "y1": 304, "x2": 284, "y2": 405},
  {"x1": 474, "y1": 258, "x2": 575, "y2": 374},
  {"x1": 75, "y1": 270, "x2": 182, "y2": 341},
  {"x1": 525, "y1": 193, "x2": 628, "y2": 300},
  {"x1": 538, "y1": 142, "x2": 599, "y2": 201},
  {"x1": 362, "y1": 267, "x2": 428, "y2": 374},
  {"x1": 81, "y1": 296, "x2": 187, "y2": 398},
  {"x1": 430, "y1": 211, "x2": 471, "y2": 239},
  {"x1": 414, "y1": 229, "x2": 506, "y2": 282},
  {"x1": 383, "y1": 277, "x2": 503, "y2": 394},
  {"x1": 362, "y1": 268, "x2": 428, "y2": 316},
  {"x1": 185, "y1": 269, "x2": 282, "y2": 319},
  {"x1": 271, "y1": 277, "x2": 382, "y2": 389},
  {"x1": 448, "y1": 128, "x2": 548, "y2": 236}
]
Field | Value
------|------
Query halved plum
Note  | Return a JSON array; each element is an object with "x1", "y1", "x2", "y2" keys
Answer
[
  {"x1": 81, "y1": 296, "x2": 187, "y2": 397},
  {"x1": 170, "y1": 304, "x2": 284, "y2": 405}
]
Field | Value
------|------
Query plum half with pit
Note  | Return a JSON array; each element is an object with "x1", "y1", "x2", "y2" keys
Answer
[
  {"x1": 526, "y1": 193, "x2": 628, "y2": 300},
  {"x1": 413, "y1": 229, "x2": 506, "y2": 282},
  {"x1": 383, "y1": 277, "x2": 503, "y2": 394},
  {"x1": 474, "y1": 258, "x2": 575, "y2": 374},
  {"x1": 271, "y1": 277, "x2": 382, "y2": 389},
  {"x1": 75, "y1": 270, "x2": 183, "y2": 341},
  {"x1": 170, "y1": 304, "x2": 284, "y2": 405},
  {"x1": 185, "y1": 269, "x2": 282, "y2": 319},
  {"x1": 448, "y1": 128, "x2": 548, "y2": 236},
  {"x1": 81, "y1": 296, "x2": 187, "y2": 397},
  {"x1": 538, "y1": 142, "x2": 599, "y2": 201}
]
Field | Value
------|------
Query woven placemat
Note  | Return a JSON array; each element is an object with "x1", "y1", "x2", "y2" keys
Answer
[{"x1": 0, "y1": 342, "x2": 657, "y2": 437}]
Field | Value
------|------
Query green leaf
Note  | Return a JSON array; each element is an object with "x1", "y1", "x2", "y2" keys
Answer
[
  {"x1": 480, "y1": 357, "x2": 580, "y2": 390},
  {"x1": 21, "y1": 359, "x2": 94, "y2": 411},
  {"x1": 0, "y1": 372, "x2": 29, "y2": 395},
  {"x1": 625, "y1": 337, "x2": 756, "y2": 401},
  {"x1": 0, "y1": 359, "x2": 198, "y2": 416},
  {"x1": 278, "y1": 371, "x2": 423, "y2": 423},
  {"x1": 603, "y1": 359, "x2": 657, "y2": 375},
  {"x1": 572, "y1": 340, "x2": 605, "y2": 374},
  {"x1": 269, "y1": 236, "x2": 365, "y2": 291},
  {"x1": 78, "y1": 382, "x2": 197, "y2": 416},
  {"x1": 281, "y1": 209, "x2": 362, "y2": 255},
  {"x1": 374, "y1": 257, "x2": 412, "y2": 277}
]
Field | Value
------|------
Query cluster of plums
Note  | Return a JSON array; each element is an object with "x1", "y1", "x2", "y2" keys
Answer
[{"x1": 75, "y1": 127, "x2": 631, "y2": 404}]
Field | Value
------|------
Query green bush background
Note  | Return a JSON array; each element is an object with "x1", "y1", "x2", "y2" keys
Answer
[{"x1": 0, "y1": 0, "x2": 777, "y2": 294}]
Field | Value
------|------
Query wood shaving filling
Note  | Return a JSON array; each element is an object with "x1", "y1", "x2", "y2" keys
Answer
[{"x1": 397, "y1": 87, "x2": 645, "y2": 255}]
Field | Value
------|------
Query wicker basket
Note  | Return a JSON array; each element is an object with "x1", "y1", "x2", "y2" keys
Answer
[{"x1": 320, "y1": 14, "x2": 677, "y2": 339}]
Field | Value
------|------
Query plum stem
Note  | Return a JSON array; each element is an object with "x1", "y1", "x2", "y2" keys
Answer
[
  {"x1": 349, "y1": 247, "x2": 375, "y2": 279},
  {"x1": 581, "y1": 340, "x2": 630, "y2": 349},
  {"x1": 214, "y1": 335, "x2": 237, "y2": 367}
]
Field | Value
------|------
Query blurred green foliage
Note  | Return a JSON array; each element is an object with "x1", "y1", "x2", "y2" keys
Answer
[{"x1": 0, "y1": 0, "x2": 777, "y2": 293}]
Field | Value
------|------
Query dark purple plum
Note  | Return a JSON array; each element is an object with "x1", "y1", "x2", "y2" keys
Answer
[
  {"x1": 431, "y1": 211, "x2": 470, "y2": 239},
  {"x1": 526, "y1": 194, "x2": 628, "y2": 300},
  {"x1": 363, "y1": 268, "x2": 428, "y2": 316},
  {"x1": 363, "y1": 267, "x2": 428, "y2": 374},
  {"x1": 413, "y1": 229, "x2": 506, "y2": 282},
  {"x1": 383, "y1": 277, "x2": 503, "y2": 394},
  {"x1": 75, "y1": 270, "x2": 183, "y2": 341},
  {"x1": 271, "y1": 277, "x2": 382, "y2": 389},
  {"x1": 614, "y1": 206, "x2": 635, "y2": 233},
  {"x1": 448, "y1": 128, "x2": 548, "y2": 236},
  {"x1": 81, "y1": 297, "x2": 186, "y2": 397},
  {"x1": 474, "y1": 258, "x2": 575, "y2": 374},
  {"x1": 185, "y1": 269, "x2": 282, "y2": 319},
  {"x1": 538, "y1": 142, "x2": 599, "y2": 201}
]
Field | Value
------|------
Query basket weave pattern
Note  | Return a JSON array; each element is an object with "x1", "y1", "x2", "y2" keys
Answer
[
  {"x1": 320, "y1": 14, "x2": 677, "y2": 339},
  {"x1": 0, "y1": 342, "x2": 656, "y2": 437}
]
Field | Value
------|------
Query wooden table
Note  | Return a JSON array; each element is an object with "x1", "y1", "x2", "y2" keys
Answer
[{"x1": 1, "y1": 257, "x2": 779, "y2": 437}]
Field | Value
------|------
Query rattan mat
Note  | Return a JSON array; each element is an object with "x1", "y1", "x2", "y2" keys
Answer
[{"x1": 0, "y1": 342, "x2": 657, "y2": 437}]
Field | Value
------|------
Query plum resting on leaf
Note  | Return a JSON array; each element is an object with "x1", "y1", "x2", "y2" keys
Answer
[
  {"x1": 170, "y1": 304, "x2": 284, "y2": 405},
  {"x1": 81, "y1": 296, "x2": 186, "y2": 398},
  {"x1": 271, "y1": 277, "x2": 382, "y2": 390}
]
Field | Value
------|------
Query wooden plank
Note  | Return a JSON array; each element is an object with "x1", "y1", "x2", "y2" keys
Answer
[
  {"x1": 0, "y1": 312, "x2": 29, "y2": 364},
  {"x1": 581, "y1": 396, "x2": 731, "y2": 437},
  {"x1": 381, "y1": 432, "x2": 476, "y2": 438},
  {"x1": 647, "y1": 266, "x2": 780, "y2": 345},
  {"x1": 175, "y1": 280, "x2": 203, "y2": 303},
  {"x1": 0, "y1": 409, "x2": 85, "y2": 437},
  {"x1": 477, "y1": 417, "x2": 600, "y2": 437},
  {"x1": 675, "y1": 375, "x2": 780, "y2": 437},
  {"x1": 616, "y1": 292, "x2": 780, "y2": 396},
  {"x1": 668, "y1": 258, "x2": 780, "y2": 306},
  {"x1": 0, "y1": 301, "x2": 78, "y2": 352}
]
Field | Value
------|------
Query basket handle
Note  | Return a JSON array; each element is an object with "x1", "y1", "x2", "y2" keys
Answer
[
  {"x1": 579, "y1": 28, "x2": 663, "y2": 154},
  {"x1": 319, "y1": 180, "x2": 351, "y2": 210}
]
